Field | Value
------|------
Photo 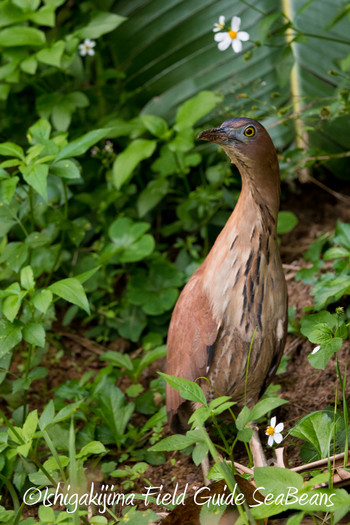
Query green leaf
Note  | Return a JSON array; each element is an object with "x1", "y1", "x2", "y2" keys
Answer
[
  {"x1": 250, "y1": 397, "x2": 288, "y2": 421},
  {"x1": 0, "y1": 142, "x2": 25, "y2": 159},
  {"x1": 100, "y1": 351, "x2": 134, "y2": 371},
  {"x1": 300, "y1": 311, "x2": 336, "y2": 339},
  {"x1": 2, "y1": 292, "x2": 26, "y2": 322},
  {"x1": 76, "y1": 441, "x2": 106, "y2": 459},
  {"x1": 0, "y1": 320, "x2": 22, "y2": 357},
  {"x1": 0, "y1": 241, "x2": 28, "y2": 272},
  {"x1": 107, "y1": 217, "x2": 155, "y2": 263},
  {"x1": 149, "y1": 433, "x2": 197, "y2": 452},
  {"x1": 56, "y1": 128, "x2": 112, "y2": 161},
  {"x1": 174, "y1": 91, "x2": 223, "y2": 132},
  {"x1": 0, "y1": 27, "x2": 45, "y2": 46},
  {"x1": 23, "y1": 323, "x2": 45, "y2": 348},
  {"x1": 49, "y1": 278, "x2": 90, "y2": 314},
  {"x1": 76, "y1": 12, "x2": 126, "y2": 39},
  {"x1": 39, "y1": 400, "x2": 55, "y2": 431},
  {"x1": 36, "y1": 40, "x2": 65, "y2": 68},
  {"x1": 112, "y1": 139, "x2": 157, "y2": 189},
  {"x1": 159, "y1": 372, "x2": 207, "y2": 406},
  {"x1": 254, "y1": 467, "x2": 303, "y2": 498},
  {"x1": 20, "y1": 164, "x2": 49, "y2": 200},
  {"x1": 137, "y1": 178, "x2": 169, "y2": 217},
  {"x1": 30, "y1": 5, "x2": 55, "y2": 26},
  {"x1": 32, "y1": 289, "x2": 53, "y2": 314},
  {"x1": 22, "y1": 410, "x2": 38, "y2": 444},
  {"x1": 50, "y1": 159, "x2": 81, "y2": 179},
  {"x1": 312, "y1": 275, "x2": 350, "y2": 310},
  {"x1": 53, "y1": 401, "x2": 83, "y2": 424},
  {"x1": 0, "y1": 177, "x2": 19, "y2": 203},
  {"x1": 192, "y1": 441, "x2": 209, "y2": 466},
  {"x1": 27, "y1": 118, "x2": 51, "y2": 143},
  {"x1": 20, "y1": 55, "x2": 38, "y2": 74},
  {"x1": 141, "y1": 115, "x2": 170, "y2": 138},
  {"x1": 290, "y1": 411, "x2": 335, "y2": 459},
  {"x1": 20, "y1": 265, "x2": 35, "y2": 290},
  {"x1": 308, "y1": 338, "x2": 343, "y2": 370},
  {"x1": 236, "y1": 406, "x2": 251, "y2": 430},
  {"x1": 277, "y1": 211, "x2": 298, "y2": 235}
]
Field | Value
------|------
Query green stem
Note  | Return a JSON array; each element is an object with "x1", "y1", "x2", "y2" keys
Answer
[
  {"x1": 22, "y1": 344, "x2": 33, "y2": 425},
  {"x1": 0, "y1": 473, "x2": 20, "y2": 512},
  {"x1": 244, "y1": 328, "x2": 257, "y2": 406}
]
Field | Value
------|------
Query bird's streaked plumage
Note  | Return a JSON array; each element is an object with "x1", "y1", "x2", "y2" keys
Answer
[{"x1": 166, "y1": 118, "x2": 288, "y2": 433}]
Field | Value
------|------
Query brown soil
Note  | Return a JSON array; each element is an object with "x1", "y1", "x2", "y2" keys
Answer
[{"x1": 4, "y1": 181, "x2": 350, "y2": 524}]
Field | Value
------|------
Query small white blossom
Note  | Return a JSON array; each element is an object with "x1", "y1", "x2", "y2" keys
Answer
[
  {"x1": 265, "y1": 416, "x2": 284, "y2": 447},
  {"x1": 311, "y1": 345, "x2": 321, "y2": 355},
  {"x1": 214, "y1": 16, "x2": 249, "y2": 53},
  {"x1": 79, "y1": 38, "x2": 96, "y2": 57},
  {"x1": 213, "y1": 15, "x2": 225, "y2": 32}
]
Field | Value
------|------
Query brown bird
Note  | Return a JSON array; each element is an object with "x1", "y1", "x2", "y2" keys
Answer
[{"x1": 166, "y1": 117, "x2": 288, "y2": 438}]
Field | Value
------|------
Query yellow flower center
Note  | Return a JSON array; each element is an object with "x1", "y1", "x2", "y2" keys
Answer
[
  {"x1": 229, "y1": 30, "x2": 237, "y2": 40},
  {"x1": 266, "y1": 425, "x2": 274, "y2": 436}
]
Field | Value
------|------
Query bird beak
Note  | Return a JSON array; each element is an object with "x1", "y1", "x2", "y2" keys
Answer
[{"x1": 197, "y1": 127, "x2": 232, "y2": 146}]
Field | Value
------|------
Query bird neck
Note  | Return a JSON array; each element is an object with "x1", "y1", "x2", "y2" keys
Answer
[{"x1": 235, "y1": 155, "x2": 280, "y2": 223}]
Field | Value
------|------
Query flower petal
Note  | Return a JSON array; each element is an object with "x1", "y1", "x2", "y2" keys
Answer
[
  {"x1": 87, "y1": 49, "x2": 95, "y2": 56},
  {"x1": 274, "y1": 432, "x2": 283, "y2": 444},
  {"x1": 237, "y1": 31, "x2": 249, "y2": 41},
  {"x1": 218, "y1": 36, "x2": 232, "y2": 51},
  {"x1": 270, "y1": 416, "x2": 277, "y2": 428},
  {"x1": 275, "y1": 423, "x2": 284, "y2": 433},
  {"x1": 214, "y1": 32, "x2": 227, "y2": 42},
  {"x1": 312, "y1": 345, "x2": 320, "y2": 355},
  {"x1": 268, "y1": 435, "x2": 274, "y2": 447},
  {"x1": 231, "y1": 16, "x2": 241, "y2": 32},
  {"x1": 232, "y1": 39, "x2": 242, "y2": 53},
  {"x1": 219, "y1": 15, "x2": 225, "y2": 25}
]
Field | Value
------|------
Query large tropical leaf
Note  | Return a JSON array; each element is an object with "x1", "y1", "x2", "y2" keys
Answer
[{"x1": 112, "y1": 0, "x2": 349, "y2": 156}]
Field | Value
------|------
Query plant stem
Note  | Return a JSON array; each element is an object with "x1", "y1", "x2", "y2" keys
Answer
[{"x1": 22, "y1": 344, "x2": 33, "y2": 425}]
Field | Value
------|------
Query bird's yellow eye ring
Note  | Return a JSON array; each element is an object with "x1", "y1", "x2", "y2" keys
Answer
[{"x1": 244, "y1": 125, "x2": 256, "y2": 137}]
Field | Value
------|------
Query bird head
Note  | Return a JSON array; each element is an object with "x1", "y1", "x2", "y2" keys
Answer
[{"x1": 197, "y1": 117, "x2": 276, "y2": 169}]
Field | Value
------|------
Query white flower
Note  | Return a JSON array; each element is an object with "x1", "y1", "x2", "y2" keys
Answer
[
  {"x1": 311, "y1": 345, "x2": 320, "y2": 355},
  {"x1": 265, "y1": 416, "x2": 284, "y2": 447},
  {"x1": 213, "y1": 15, "x2": 226, "y2": 32},
  {"x1": 79, "y1": 38, "x2": 96, "y2": 57},
  {"x1": 214, "y1": 16, "x2": 249, "y2": 53}
]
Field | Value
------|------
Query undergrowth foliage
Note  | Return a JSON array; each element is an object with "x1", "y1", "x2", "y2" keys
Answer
[{"x1": 0, "y1": 0, "x2": 349, "y2": 524}]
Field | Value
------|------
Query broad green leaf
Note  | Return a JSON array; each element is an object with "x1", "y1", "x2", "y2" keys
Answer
[
  {"x1": 141, "y1": 115, "x2": 170, "y2": 138},
  {"x1": 119, "y1": 235, "x2": 155, "y2": 263},
  {"x1": 39, "y1": 400, "x2": 55, "y2": 431},
  {"x1": 20, "y1": 55, "x2": 38, "y2": 74},
  {"x1": 2, "y1": 292, "x2": 26, "y2": 322},
  {"x1": 254, "y1": 467, "x2": 303, "y2": 498},
  {"x1": 20, "y1": 265, "x2": 35, "y2": 290},
  {"x1": 192, "y1": 441, "x2": 209, "y2": 466},
  {"x1": 36, "y1": 40, "x2": 65, "y2": 68},
  {"x1": 149, "y1": 433, "x2": 197, "y2": 452},
  {"x1": 300, "y1": 311, "x2": 336, "y2": 339},
  {"x1": 137, "y1": 178, "x2": 169, "y2": 217},
  {"x1": 100, "y1": 351, "x2": 134, "y2": 371},
  {"x1": 0, "y1": 142, "x2": 24, "y2": 159},
  {"x1": 23, "y1": 410, "x2": 38, "y2": 441},
  {"x1": 53, "y1": 401, "x2": 83, "y2": 424},
  {"x1": 250, "y1": 397, "x2": 288, "y2": 421},
  {"x1": 30, "y1": 5, "x2": 55, "y2": 26},
  {"x1": 0, "y1": 320, "x2": 22, "y2": 357},
  {"x1": 290, "y1": 411, "x2": 335, "y2": 459},
  {"x1": 112, "y1": 139, "x2": 157, "y2": 189},
  {"x1": 0, "y1": 27, "x2": 45, "y2": 46},
  {"x1": 49, "y1": 277, "x2": 90, "y2": 313},
  {"x1": 159, "y1": 372, "x2": 207, "y2": 406},
  {"x1": 32, "y1": 289, "x2": 53, "y2": 314},
  {"x1": 0, "y1": 241, "x2": 28, "y2": 271},
  {"x1": 56, "y1": 128, "x2": 112, "y2": 161},
  {"x1": 27, "y1": 118, "x2": 51, "y2": 143},
  {"x1": 96, "y1": 383, "x2": 134, "y2": 440},
  {"x1": 12, "y1": 0, "x2": 40, "y2": 9},
  {"x1": 0, "y1": 177, "x2": 19, "y2": 203},
  {"x1": 308, "y1": 338, "x2": 343, "y2": 370},
  {"x1": 334, "y1": 221, "x2": 350, "y2": 250},
  {"x1": 23, "y1": 323, "x2": 46, "y2": 348},
  {"x1": 277, "y1": 211, "x2": 298, "y2": 235},
  {"x1": 236, "y1": 406, "x2": 251, "y2": 430},
  {"x1": 312, "y1": 275, "x2": 350, "y2": 310},
  {"x1": 174, "y1": 91, "x2": 223, "y2": 131},
  {"x1": 76, "y1": 441, "x2": 106, "y2": 459},
  {"x1": 77, "y1": 12, "x2": 126, "y2": 39},
  {"x1": 50, "y1": 159, "x2": 80, "y2": 179},
  {"x1": 20, "y1": 164, "x2": 49, "y2": 200}
]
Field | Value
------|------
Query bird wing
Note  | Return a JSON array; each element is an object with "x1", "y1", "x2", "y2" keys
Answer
[{"x1": 165, "y1": 267, "x2": 219, "y2": 430}]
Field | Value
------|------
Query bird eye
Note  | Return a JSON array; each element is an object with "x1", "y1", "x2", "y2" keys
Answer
[{"x1": 244, "y1": 126, "x2": 256, "y2": 137}]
